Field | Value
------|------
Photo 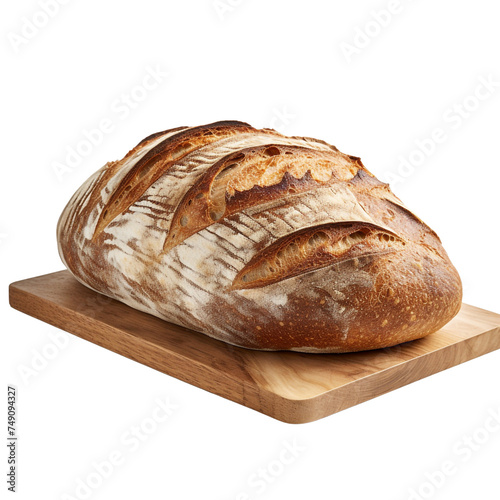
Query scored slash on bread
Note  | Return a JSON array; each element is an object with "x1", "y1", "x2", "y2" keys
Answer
[
  {"x1": 57, "y1": 121, "x2": 462, "y2": 352},
  {"x1": 92, "y1": 121, "x2": 255, "y2": 241},
  {"x1": 164, "y1": 143, "x2": 360, "y2": 253},
  {"x1": 231, "y1": 222, "x2": 405, "y2": 290}
]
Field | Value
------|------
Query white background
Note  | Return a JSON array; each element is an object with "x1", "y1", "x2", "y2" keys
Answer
[{"x1": 2, "y1": 0, "x2": 500, "y2": 499}]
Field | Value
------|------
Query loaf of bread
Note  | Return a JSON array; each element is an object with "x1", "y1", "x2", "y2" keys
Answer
[{"x1": 57, "y1": 121, "x2": 462, "y2": 352}]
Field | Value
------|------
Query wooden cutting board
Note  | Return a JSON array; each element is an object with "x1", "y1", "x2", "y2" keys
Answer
[{"x1": 9, "y1": 271, "x2": 500, "y2": 423}]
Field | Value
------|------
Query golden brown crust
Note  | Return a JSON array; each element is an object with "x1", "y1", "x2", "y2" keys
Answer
[
  {"x1": 57, "y1": 121, "x2": 463, "y2": 353},
  {"x1": 164, "y1": 143, "x2": 360, "y2": 252}
]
